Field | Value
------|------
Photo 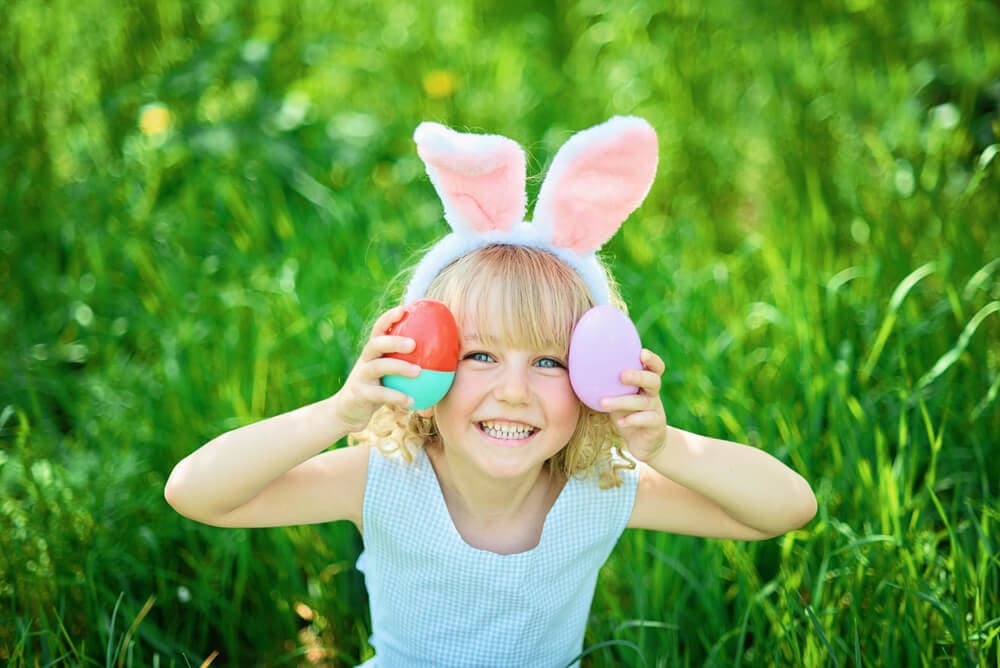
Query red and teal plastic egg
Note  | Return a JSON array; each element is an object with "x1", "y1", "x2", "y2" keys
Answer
[{"x1": 382, "y1": 299, "x2": 460, "y2": 410}]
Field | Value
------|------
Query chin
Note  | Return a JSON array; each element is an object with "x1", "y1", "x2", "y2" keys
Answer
[{"x1": 474, "y1": 446, "x2": 556, "y2": 480}]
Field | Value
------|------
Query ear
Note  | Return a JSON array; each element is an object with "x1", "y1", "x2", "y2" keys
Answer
[
  {"x1": 532, "y1": 117, "x2": 658, "y2": 254},
  {"x1": 414, "y1": 122, "x2": 527, "y2": 234}
]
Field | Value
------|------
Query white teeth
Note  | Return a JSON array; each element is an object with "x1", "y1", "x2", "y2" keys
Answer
[{"x1": 480, "y1": 421, "x2": 536, "y2": 440}]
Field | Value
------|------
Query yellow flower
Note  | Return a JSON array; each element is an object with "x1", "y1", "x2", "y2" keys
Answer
[
  {"x1": 293, "y1": 601, "x2": 315, "y2": 621},
  {"x1": 139, "y1": 103, "x2": 171, "y2": 135},
  {"x1": 423, "y1": 70, "x2": 458, "y2": 99}
]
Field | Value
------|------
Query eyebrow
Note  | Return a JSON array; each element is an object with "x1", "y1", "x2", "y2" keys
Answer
[
  {"x1": 463, "y1": 334, "x2": 498, "y2": 346},
  {"x1": 464, "y1": 332, "x2": 498, "y2": 339},
  {"x1": 463, "y1": 334, "x2": 566, "y2": 353}
]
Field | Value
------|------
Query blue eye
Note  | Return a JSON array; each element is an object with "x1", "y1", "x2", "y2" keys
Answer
[
  {"x1": 536, "y1": 357, "x2": 565, "y2": 369},
  {"x1": 465, "y1": 352, "x2": 494, "y2": 363}
]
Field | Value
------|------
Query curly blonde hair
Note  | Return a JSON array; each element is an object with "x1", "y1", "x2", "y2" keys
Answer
[{"x1": 350, "y1": 245, "x2": 635, "y2": 487}]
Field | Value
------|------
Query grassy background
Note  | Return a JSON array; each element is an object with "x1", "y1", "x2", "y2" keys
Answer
[{"x1": 2, "y1": 0, "x2": 998, "y2": 665}]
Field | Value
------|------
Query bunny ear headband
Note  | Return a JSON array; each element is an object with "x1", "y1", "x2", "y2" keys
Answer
[{"x1": 404, "y1": 116, "x2": 659, "y2": 306}]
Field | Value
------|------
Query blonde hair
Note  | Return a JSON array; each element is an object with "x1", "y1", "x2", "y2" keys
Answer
[{"x1": 350, "y1": 245, "x2": 635, "y2": 487}]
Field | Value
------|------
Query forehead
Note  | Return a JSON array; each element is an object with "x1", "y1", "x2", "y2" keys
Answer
[
  {"x1": 425, "y1": 245, "x2": 595, "y2": 351},
  {"x1": 452, "y1": 281, "x2": 577, "y2": 352}
]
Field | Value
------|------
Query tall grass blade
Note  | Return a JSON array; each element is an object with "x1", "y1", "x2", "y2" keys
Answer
[
  {"x1": 54, "y1": 605, "x2": 83, "y2": 664},
  {"x1": 803, "y1": 604, "x2": 840, "y2": 668},
  {"x1": 860, "y1": 262, "x2": 936, "y2": 383},
  {"x1": 962, "y1": 258, "x2": 1000, "y2": 301},
  {"x1": 853, "y1": 618, "x2": 861, "y2": 668},
  {"x1": 105, "y1": 593, "x2": 124, "y2": 668},
  {"x1": 115, "y1": 596, "x2": 156, "y2": 668},
  {"x1": 564, "y1": 640, "x2": 646, "y2": 667},
  {"x1": 916, "y1": 302, "x2": 1000, "y2": 389},
  {"x1": 613, "y1": 619, "x2": 679, "y2": 633},
  {"x1": 960, "y1": 144, "x2": 999, "y2": 200}
]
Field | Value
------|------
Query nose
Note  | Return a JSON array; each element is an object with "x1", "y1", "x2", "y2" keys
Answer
[{"x1": 493, "y1": 363, "x2": 530, "y2": 405}]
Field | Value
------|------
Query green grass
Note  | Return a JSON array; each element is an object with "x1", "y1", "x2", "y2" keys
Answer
[{"x1": 2, "y1": 0, "x2": 998, "y2": 665}]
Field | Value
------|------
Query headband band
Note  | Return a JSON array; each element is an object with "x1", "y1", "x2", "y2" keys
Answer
[{"x1": 404, "y1": 116, "x2": 659, "y2": 305}]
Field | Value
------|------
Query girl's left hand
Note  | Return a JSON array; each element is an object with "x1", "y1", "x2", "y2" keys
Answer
[{"x1": 600, "y1": 349, "x2": 668, "y2": 462}]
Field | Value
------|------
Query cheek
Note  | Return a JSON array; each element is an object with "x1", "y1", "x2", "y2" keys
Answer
[
  {"x1": 440, "y1": 369, "x2": 475, "y2": 403},
  {"x1": 434, "y1": 370, "x2": 479, "y2": 419},
  {"x1": 538, "y1": 376, "x2": 581, "y2": 420},
  {"x1": 562, "y1": 399, "x2": 582, "y2": 424}
]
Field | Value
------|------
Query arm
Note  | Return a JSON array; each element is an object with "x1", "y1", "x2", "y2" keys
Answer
[
  {"x1": 165, "y1": 396, "x2": 364, "y2": 528},
  {"x1": 164, "y1": 307, "x2": 420, "y2": 529},
  {"x1": 601, "y1": 349, "x2": 817, "y2": 540},
  {"x1": 628, "y1": 427, "x2": 816, "y2": 539}
]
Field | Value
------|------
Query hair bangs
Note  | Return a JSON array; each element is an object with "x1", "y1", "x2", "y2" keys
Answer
[{"x1": 426, "y1": 245, "x2": 594, "y2": 355}]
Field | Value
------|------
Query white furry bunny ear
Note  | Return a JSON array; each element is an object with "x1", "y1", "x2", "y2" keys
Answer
[
  {"x1": 413, "y1": 122, "x2": 527, "y2": 234},
  {"x1": 532, "y1": 116, "x2": 658, "y2": 254}
]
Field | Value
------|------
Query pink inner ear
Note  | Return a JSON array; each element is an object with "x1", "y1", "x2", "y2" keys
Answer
[
  {"x1": 415, "y1": 124, "x2": 526, "y2": 234},
  {"x1": 537, "y1": 121, "x2": 658, "y2": 254},
  {"x1": 424, "y1": 160, "x2": 522, "y2": 233}
]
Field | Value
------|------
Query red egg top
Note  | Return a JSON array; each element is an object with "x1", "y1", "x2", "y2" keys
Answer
[{"x1": 385, "y1": 299, "x2": 460, "y2": 372}]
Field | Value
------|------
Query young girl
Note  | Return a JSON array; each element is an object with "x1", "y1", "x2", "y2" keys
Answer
[{"x1": 165, "y1": 117, "x2": 817, "y2": 667}]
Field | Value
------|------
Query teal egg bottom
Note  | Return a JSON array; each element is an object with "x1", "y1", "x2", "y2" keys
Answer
[{"x1": 382, "y1": 368, "x2": 456, "y2": 410}]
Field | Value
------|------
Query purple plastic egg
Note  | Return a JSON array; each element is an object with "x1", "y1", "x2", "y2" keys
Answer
[{"x1": 568, "y1": 305, "x2": 642, "y2": 412}]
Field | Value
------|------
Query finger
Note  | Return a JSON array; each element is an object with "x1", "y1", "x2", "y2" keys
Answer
[
  {"x1": 361, "y1": 334, "x2": 415, "y2": 363},
  {"x1": 619, "y1": 369, "x2": 662, "y2": 392},
  {"x1": 615, "y1": 411, "x2": 664, "y2": 429},
  {"x1": 640, "y1": 349, "x2": 666, "y2": 375},
  {"x1": 363, "y1": 358, "x2": 421, "y2": 381},
  {"x1": 601, "y1": 393, "x2": 659, "y2": 413},
  {"x1": 607, "y1": 409, "x2": 631, "y2": 426},
  {"x1": 369, "y1": 334, "x2": 417, "y2": 356},
  {"x1": 372, "y1": 306, "x2": 408, "y2": 336},
  {"x1": 361, "y1": 385, "x2": 415, "y2": 408}
]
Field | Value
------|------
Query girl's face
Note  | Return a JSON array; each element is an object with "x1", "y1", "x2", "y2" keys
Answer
[{"x1": 431, "y1": 309, "x2": 582, "y2": 481}]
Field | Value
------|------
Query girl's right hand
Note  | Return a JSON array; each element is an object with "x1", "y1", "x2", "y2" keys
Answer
[{"x1": 332, "y1": 306, "x2": 421, "y2": 433}]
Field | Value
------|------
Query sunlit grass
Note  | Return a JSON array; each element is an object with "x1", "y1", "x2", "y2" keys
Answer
[{"x1": 2, "y1": 0, "x2": 998, "y2": 665}]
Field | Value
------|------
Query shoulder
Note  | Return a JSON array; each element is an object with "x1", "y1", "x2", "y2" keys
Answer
[
  {"x1": 362, "y1": 444, "x2": 432, "y2": 509},
  {"x1": 628, "y1": 461, "x2": 689, "y2": 531},
  {"x1": 590, "y1": 449, "x2": 640, "y2": 495},
  {"x1": 566, "y1": 450, "x2": 638, "y2": 531}
]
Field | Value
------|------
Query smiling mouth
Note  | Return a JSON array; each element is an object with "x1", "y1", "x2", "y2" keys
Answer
[{"x1": 477, "y1": 421, "x2": 539, "y2": 441}]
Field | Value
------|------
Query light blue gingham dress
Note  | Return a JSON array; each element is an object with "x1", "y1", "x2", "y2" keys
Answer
[{"x1": 356, "y1": 445, "x2": 638, "y2": 667}]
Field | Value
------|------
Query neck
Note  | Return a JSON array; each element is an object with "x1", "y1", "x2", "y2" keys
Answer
[{"x1": 427, "y1": 446, "x2": 551, "y2": 526}]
